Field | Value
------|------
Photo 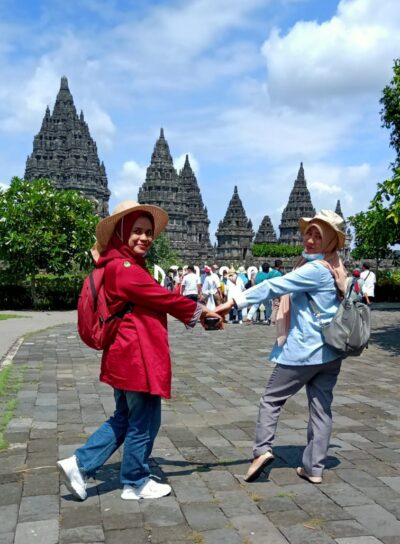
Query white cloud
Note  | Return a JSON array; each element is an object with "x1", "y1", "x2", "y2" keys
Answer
[
  {"x1": 261, "y1": 0, "x2": 400, "y2": 109},
  {"x1": 81, "y1": 100, "x2": 115, "y2": 150},
  {"x1": 112, "y1": 160, "x2": 147, "y2": 200},
  {"x1": 308, "y1": 181, "x2": 341, "y2": 194}
]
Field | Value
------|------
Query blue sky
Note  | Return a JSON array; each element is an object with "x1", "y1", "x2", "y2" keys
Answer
[{"x1": 0, "y1": 0, "x2": 399, "y2": 241}]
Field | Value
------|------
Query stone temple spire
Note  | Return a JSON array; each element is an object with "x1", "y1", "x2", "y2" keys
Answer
[
  {"x1": 178, "y1": 155, "x2": 213, "y2": 263},
  {"x1": 254, "y1": 215, "x2": 277, "y2": 244},
  {"x1": 25, "y1": 76, "x2": 110, "y2": 216},
  {"x1": 138, "y1": 129, "x2": 188, "y2": 257},
  {"x1": 216, "y1": 185, "x2": 254, "y2": 263},
  {"x1": 335, "y1": 199, "x2": 343, "y2": 218},
  {"x1": 279, "y1": 162, "x2": 315, "y2": 245}
]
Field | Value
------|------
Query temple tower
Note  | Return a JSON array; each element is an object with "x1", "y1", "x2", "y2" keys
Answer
[
  {"x1": 279, "y1": 162, "x2": 315, "y2": 245},
  {"x1": 25, "y1": 76, "x2": 110, "y2": 216},
  {"x1": 254, "y1": 215, "x2": 277, "y2": 244},
  {"x1": 335, "y1": 199, "x2": 352, "y2": 261},
  {"x1": 216, "y1": 186, "x2": 254, "y2": 263},
  {"x1": 138, "y1": 129, "x2": 188, "y2": 256},
  {"x1": 178, "y1": 155, "x2": 214, "y2": 263}
]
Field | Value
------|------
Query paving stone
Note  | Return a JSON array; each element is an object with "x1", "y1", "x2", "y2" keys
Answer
[
  {"x1": 14, "y1": 519, "x2": 59, "y2": 544},
  {"x1": 181, "y1": 502, "x2": 227, "y2": 531},
  {"x1": 23, "y1": 471, "x2": 59, "y2": 496},
  {"x1": 60, "y1": 525, "x2": 104, "y2": 543},
  {"x1": 279, "y1": 524, "x2": 336, "y2": 543},
  {"x1": 0, "y1": 504, "x2": 18, "y2": 534},
  {"x1": 0, "y1": 483, "x2": 22, "y2": 506},
  {"x1": 2, "y1": 310, "x2": 400, "y2": 543},
  {"x1": 345, "y1": 504, "x2": 400, "y2": 537},
  {"x1": 335, "y1": 538, "x2": 383, "y2": 544},
  {"x1": 140, "y1": 496, "x2": 186, "y2": 527},
  {"x1": 0, "y1": 533, "x2": 14, "y2": 544},
  {"x1": 19, "y1": 494, "x2": 59, "y2": 522},
  {"x1": 230, "y1": 513, "x2": 289, "y2": 543},
  {"x1": 104, "y1": 528, "x2": 148, "y2": 544},
  {"x1": 201, "y1": 528, "x2": 242, "y2": 544},
  {"x1": 319, "y1": 482, "x2": 375, "y2": 506},
  {"x1": 322, "y1": 519, "x2": 370, "y2": 539}
]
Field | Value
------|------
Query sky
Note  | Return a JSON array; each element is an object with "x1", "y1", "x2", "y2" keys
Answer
[{"x1": 0, "y1": 0, "x2": 399, "y2": 242}]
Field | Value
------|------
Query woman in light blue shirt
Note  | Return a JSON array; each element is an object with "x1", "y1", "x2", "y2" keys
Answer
[{"x1": 216, "y1": 210, "x2": 348, "y2": 484}]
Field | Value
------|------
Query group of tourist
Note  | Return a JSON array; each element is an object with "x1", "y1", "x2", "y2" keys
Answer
[
  {"x1": 163, "y1": 257, "x2": 375, "y2": 324},
  {"x1": 57, "y1": 200, "x2": 373, "y2": 504}
]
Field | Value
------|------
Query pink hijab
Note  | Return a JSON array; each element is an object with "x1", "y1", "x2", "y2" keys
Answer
[{"x1": 276, "y1": 219, "x2": 347, "y2": 347}]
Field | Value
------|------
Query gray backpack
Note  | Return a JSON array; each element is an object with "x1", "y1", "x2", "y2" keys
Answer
[{"x1": 306, "y1": 283, "x2": 371, "y2": 358}]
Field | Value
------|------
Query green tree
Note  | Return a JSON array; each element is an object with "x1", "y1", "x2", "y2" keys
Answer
[
  {"x1": 349, "y1": 209, "x2": 393, "y2": 270},
  {"x1": 380, "y1": 58, "x2": 400, "y2": 169},
  {"x1": 375, "y1": 58, "x2": 400, "y2": 238},
  {"x1": 146, "y1": 233, "x2": 181, "y2": 272},
  {"x1": 0, "y1": 177, "x2": 99, "y2": 290}
]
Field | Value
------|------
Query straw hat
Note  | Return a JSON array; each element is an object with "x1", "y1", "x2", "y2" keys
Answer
[
  {"x1": 227, "y1": 267, "x2": 236, "y2": 275},
  {"x1": 298, "y1": 209, "x2": 346, "y2": 249},
  {"x1": 95, "y1": 200, "x2": 169, "y2": 253}
]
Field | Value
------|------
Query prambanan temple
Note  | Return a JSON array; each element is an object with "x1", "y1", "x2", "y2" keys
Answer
[{"x1": 25, "y1": 77, "x2": 350, "y2": 263}]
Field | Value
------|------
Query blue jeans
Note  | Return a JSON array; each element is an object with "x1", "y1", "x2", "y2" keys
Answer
[{"x1": 75, "y1": 389, "x2": 161, "y2": 487}]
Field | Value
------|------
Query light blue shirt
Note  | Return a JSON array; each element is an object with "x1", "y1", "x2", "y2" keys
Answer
[{"x1": 234, "y1": 262, "x2": 340, "y2": 366}]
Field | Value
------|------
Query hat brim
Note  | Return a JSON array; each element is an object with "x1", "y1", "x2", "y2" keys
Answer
[
  {"x1": 299, "y1": 217, "x2": 346, "y2": 250},
  {"x1": 96, "y1": 203, "x2": 169, "y2": 253}
]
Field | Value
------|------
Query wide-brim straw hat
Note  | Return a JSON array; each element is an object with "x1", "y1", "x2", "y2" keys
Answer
[
  {"x1": 227, "y1": 267, "x2": 236, "y2": 275},
  {"x1": 299, "y1": 209, "x2": 346, "y2": 250},
  {"x1": 95, "y1": 200, "x2": 169, "y2": 254}
]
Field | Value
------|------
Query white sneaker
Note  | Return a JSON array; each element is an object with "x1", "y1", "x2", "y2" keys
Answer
[
  {"x1": 57, "y1": 455, "x2": 87, "y2": 500},
  {"x1": 121, "y1": 478, "x2": 171, "y2": 500}
]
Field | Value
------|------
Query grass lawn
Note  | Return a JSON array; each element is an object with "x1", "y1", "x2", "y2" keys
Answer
[{"x1": 0, "y1": 314, "x2": 28, "y2": 321}]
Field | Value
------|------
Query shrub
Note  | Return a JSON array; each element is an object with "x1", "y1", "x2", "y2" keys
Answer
[
  {"x1": 251, "y1": 243, "x2": 303, "y2": 258},
  {"x1": 0, "y1": 273, "x2": 86, "y2": 310},
  {"x1": 375, "y1": 270, "x2": 400, "y2": 301}
]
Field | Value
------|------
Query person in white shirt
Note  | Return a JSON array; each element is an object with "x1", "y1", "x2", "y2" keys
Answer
[
  {"x1": 360, "y1": 262, "x2": 376, "y2": 304},
  {"x1": 226, "y1": 268, "x2": 246, "y2": 323},
  {"x1": 211, "y1": 264, "x2": 222, "y2": 306},
  {"x1": 181, "y1": 265, "x2": 201, "y2": 302},
  {"x1": 202, "y1": 266, "x2": 220, "y2": 309}
]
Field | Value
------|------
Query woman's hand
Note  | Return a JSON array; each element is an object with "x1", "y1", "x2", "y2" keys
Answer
[
  {"x1": 214, "y1": 300, "x2": 234, "y2": 317},
  {"x1": 200, "y1": 307, "x2": 224, "y2": 329}
]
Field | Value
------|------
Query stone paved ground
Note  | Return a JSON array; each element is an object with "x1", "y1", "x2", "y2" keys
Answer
[{"x1": 0, "y1": 307, "x2": 399, "y2": 544}]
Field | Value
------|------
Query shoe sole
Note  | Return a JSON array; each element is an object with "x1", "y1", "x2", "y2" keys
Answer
[
  {"x1": 296, "y1": 467, "x2": 322, "y2": 484},
  {"x1": 57, "y1": 462, "x2": 86, "y2": 500},
  {"x1": 244, "y1": 454, "x2": 274, "y2": 482}
]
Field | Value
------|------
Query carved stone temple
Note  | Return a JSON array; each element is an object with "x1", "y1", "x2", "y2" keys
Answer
[
  {"x1": 215, "y1": 186, "x2": 254, "y2": 262},
  {"x1": 22, "y1": 77, "x2": 351, "y2": 264},
  {"x1": 138, "y1": 130, "x2": 213, "y2": 263},
  {"x1": 279, "y1": 162, "x2": 316, "y2": 245},
  {"x1": 254, "y1": 215, "x2": 278, "y2": 244},
  {"x1": 335, "y1": 199, "x2": 352, "y2": 261},
  {"x1": 25, "y1": 76, "x2": 110, "y2": 216}
]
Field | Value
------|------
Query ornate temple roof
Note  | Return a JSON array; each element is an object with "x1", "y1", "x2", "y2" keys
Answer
[
  {"x1": 25, "y1": 76, "x2": 110, "y2": 217},
  {"x1": 216, "y1": 186, "x2": 254, "y2": 262},
  {"x1": 254, "y1": 215, "x2": 277, "y2": 244},
  {"x1": 279, "y1": 162, "x2": 315, "y2": 245}
]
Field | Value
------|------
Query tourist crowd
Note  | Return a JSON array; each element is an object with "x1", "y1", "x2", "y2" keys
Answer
[{"x1": 163, "y1": 258, "x2": 375, "y2": 324}]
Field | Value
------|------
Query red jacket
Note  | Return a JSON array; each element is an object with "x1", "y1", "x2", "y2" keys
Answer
[{"x1": 97, "y1": 249, "x2": 198, "y2": 398}]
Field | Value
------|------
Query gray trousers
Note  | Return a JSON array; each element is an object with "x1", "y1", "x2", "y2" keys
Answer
[{"x1": 253, "y1": 358, "x2": 342, "y2": 477}]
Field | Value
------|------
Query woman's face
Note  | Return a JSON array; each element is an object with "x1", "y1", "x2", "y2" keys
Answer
[
  {"x1": 128, "y1": 216, "x2": 154, "y2": 256},
  {"x1": 303, "y1": 226, "x2": 323, "y2": 254}
]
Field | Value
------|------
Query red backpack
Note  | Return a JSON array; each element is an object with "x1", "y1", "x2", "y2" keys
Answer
[{"x1": 77, "y1": 268, "x2": 132, "y2": 350}]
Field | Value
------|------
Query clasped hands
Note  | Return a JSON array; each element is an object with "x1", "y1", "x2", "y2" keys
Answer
[{"x1": 199, "y1": 300, "x2": 235, "y2": 330}]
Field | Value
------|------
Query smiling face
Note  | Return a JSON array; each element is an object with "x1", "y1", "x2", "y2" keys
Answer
[
  {"x1": 128, "y1": 215, "x2": 154, "y2": 256},
  {"x1": 303, "y1": 225, "x2": 323, "y2": 254}
]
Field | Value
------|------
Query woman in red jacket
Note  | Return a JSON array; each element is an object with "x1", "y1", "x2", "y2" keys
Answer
[{"x1": 57, "y1": 201, "x2": 220, "y2": 501}]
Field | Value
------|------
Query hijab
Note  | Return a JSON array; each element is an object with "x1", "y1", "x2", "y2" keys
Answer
[{"x1": 94, "y1": 211, "x2": 155, "y2": 264}]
